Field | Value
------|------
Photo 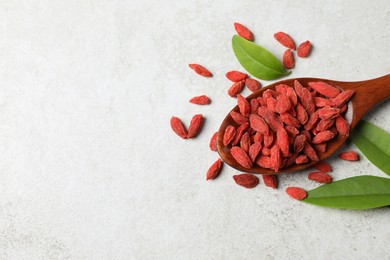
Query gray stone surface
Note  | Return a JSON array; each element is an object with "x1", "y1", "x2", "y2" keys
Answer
[{"x1": 0, "y1": 0, "x2": 389, "y2": 259}]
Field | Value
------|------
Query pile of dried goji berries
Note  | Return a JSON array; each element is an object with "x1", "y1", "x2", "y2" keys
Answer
[{"x1": 170, "y1": 22, "x2": 360, "y2": 201}]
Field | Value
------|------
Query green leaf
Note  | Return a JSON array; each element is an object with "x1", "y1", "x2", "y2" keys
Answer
[
  {"x1": 303, "y1": 176, "x2": 390, "y2": 209},
  {"x1": 350, "y1": 120, "x2": 390, "y2": 176},
  {"x1": 232, "y1": 35, "x2": 290, "y2": 80}
]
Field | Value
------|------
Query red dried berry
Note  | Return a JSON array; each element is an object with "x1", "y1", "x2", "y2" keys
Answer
[
  {"x1": 308, "y1": 171, "x2": 333, "y2": 184},
  {"x1": 331, "y1": 90, "x2": 355, "y2": 107},
  {"x1": 249, "y1": 142, "x2": 262, "y2": 162},
  {"x1": 223, "y1": 125, "x2": 236, "y2": 146},
  {"x1": 231, "y1": 146, "x2": 253, "y2": 169},
  {"x1": 335, "y1": 115, "x2": 350, "y2": 136},
  {"x1": 234, "y1": 22, "x2": 254, "y2": 41},
  {"x1": 233, "y1": 173, "x2": 259, "y2": 188},
  {"x1": 312, "y1": 130, "x2": 335, "y2": 144},
  {"x1": 262, "y1": 175, "x2": 278, "y2": 189},
  {"x1": 314, "y1": 161, "x2": 332, "y2": 172},
  {"x1": 308, "y1": 82, "x2": 340, "y2": 98},
  {"x1": 226, "y1": 70, "x2": 248, "y2": 82},
  {"x1": 187, "y1": 114, "x2": 204, "y2": 138},
  {"x1": 283, "y1": 49, "x2": 295, "y2": 69},
  {"x1": 286, "y1": 187, "x2": 307, "y2": 200},
  {"x1": 230, "y1": 111, "x2": 249, "y2": 125},
  {"x1": 206, "y1": 158, "x2": 223, "y2": 180},
  {"x1": 228, "y1": 80, "x2": 246, "y2": 97},
  {"x1": 231, "y1": 123, "x2": 249, "y2": 146},
  {"x1": 274, "y1": 32, "x2": 296, "y2": 50},
  {"x1": 188, "y1": 64, "x2": 212, "y2": 77},
  {"x1": 338, "y1": 151, "x2": 359, "y2": 161},
  {"x1": 297, "y1": 40, "x2": 312, "y2": 58},
  {"x1": 245, "y1": 78, "x2": 261, "y2": 92},
  {"x1": 189, "y1": 95, "x2": 211, "y2": 105},
  {"x1": 209, "y1": 132, "x2": 218, "y2": 151},
  {"x1": 295, "y1": 154, "x2": 309, "y2": 164},
  {"x1": 249, "y1": 114, "x2": 269, "y2": 135},
  {"x1": 170, "y1": 116, "x2": 187, "y2": 139},
  {"x1": 237, "y1": 94, "x2": 250, "y2": 117}
]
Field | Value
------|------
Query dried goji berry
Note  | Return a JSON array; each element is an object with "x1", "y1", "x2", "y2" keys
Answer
[
  {"x1": 270, "y1": 144, "x2": 282, "y2": 172},
  {"x1": 308, "y1": 82, "x2": 340, "y2": 98},
  {"x1": 297, "y1": 40, "x2": 312, "y2": 58},
  {"x1": 245, "y1": 78, "x2": 261, "y2": 92},
  {"x1": 170, "y1": 116, "x2": 187, "y2": 139},
  {"x1": 303, "y1": 143, "x2": 319, "y2": 161},
  {"x1": 228, "y1": 80, "x2": 245, "y2": 97},
  {"x1": 294, "y1": 134, "x2": 307, "y2": 153},
  {"x1": 240, "y1": 132, "x2": 251, "y2": 153},
  {"x1": 296, "y1": 104, "x2": 309, "y2": 125},
  {"x1": 312, "y1": 130, "x2": 335, "y2": 144},
  {"x1": 234, "y1": 22, "x2": 254, "y2": 41},
  {"x1": 274, "y1": 32, "x2": 296, "y2": 50},
  {"x1": 188, "y1": 63, "x2": 212, "y2": 77},
  {"x1": 335, "y1": 115, "x2": 350, "y2": 136},
  {"x1": 206, "y1": 158, "x2": 223, "y2": 180},
  {"x1": 276, "y1": 128, "x2": 289, "y2": 157},
  {"x1": 308, "y1": 171, "x2": 333, "y2": 183},
  {"x1": 223, "y1": 125, "x2": 236, "y2": 146},
  {"x1": 338, "y1": 151, "x2": 359, "y2": 161},
  {"x1": 231, "y1": 146, "x2": 253, "y2": 169},
  {"x1": 233, "y1": 174, "x2": 259, "y2": 188},
  {"x1": 314, "y1": 161, "x2": 332, "y2": 172},
  {"x1": 262, "y1": 175, "x2": 278, "y2": 189},
  {"x1": 256, "y1": 155, "x2": 273, "y2": 169},
  {"x1": 189, "y1": 95, "x2": 211, "y2": 105},
  {"x1": 249, "y1": 114, "x2": 269, "y2": 135},
  {"x1": 187, "y1": 114, "x2": 204, "y2": 138},
  {"x1": 237, "y1": 94, "x2": 250, "y2": 117},
  {"x1": 249, "y1": 142, "x2": 262, "y2": 162},
  {"x1": 331, "y1": 90, "x2": 355, "y2": 107},
  {"x1": 250, "y1": 98, "x2": 259, "y2": 114},
  {"x1": 231, "y1": 123, "x2": 249, "y2": 146},
  {"x1": 286, "y1": 187, "x2": 307, "y2": 200},
  {"x1": 230, "y1": 111, "x2": 249, "y2": 125},
  {"x1": 295, "y1": 154, "x2": 309, "y2": 164},
  {"x1": 226, "y1": 70, "x2": 248, "y2": 82},
  {"x1": 209, "y1": 132, "x2": 218, "y2": 151},
  {"x1": 283, "y1": 49, "x2": 295, "y2": 69},
  {"x1": 317, "y1": 107, "x2": 340, "y2": 120}
]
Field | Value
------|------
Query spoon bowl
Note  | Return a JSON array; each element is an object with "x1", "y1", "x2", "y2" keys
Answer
[{"x1": 217, "y1": 74, "x2": 390, "y2": 174}]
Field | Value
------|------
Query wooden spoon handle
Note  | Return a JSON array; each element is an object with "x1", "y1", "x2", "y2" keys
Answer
[{"x1": 340, "y1": 74, "x2": 390, "y2": 128}]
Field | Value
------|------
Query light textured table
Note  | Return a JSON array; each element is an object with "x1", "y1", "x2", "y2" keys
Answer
[{"x1": 0, "y1": 0, "x2": 389, "y2": 259}]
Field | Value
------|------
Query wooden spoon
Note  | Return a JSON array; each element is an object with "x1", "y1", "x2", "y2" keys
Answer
[{"x1": 217, "y1": 74, "x2": 390, "y2": 174}]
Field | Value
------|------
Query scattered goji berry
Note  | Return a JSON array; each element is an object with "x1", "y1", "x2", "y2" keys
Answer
[
  {"x1": 286, "y1": 187, "x2": 307, "y2": 200},
  {"x1": 338, "y1": 151, "x2": 359, "y2": 161},
  {"x1": 234, "y1": 22, "x2": 254, "y2": 41},
  {"x1": 188, "y1": 63, "x2": 212, "y2": 77},
  {"x1": 226, "y1": 70, "x2": 248, "y2": 82},
  {"x1": 187, "y1": 114, "x2": 204, "y2": 138},
  {"x1": 314, "y1": 161, "x2": 332, "y2": 172},
  {"x1": 233, "y1": 173, "x2": 259, "y2": 188},
  {"x1": 206, "y1": 158, "x2": 223, "y2": 180},
  {"x1": 274, "y1": 32, "x2": 296, "y2": 50},
  {"x1": 262, "y1": 175, "x2": 278, "y2": 189},
  {"x1": 308, "y1": 171, "x2": 333, "y2": 183},
  {"x1": 283, "y1": 49, "x2": 295, "y2": 69},
  {"x1": 209, "y1": 132, "x2": 218, "y2": 151},
  {"x1": 297, "y1": 40, "x2": 312, "y2": 58},
  {"x1": 189, "y1": 95, "x2": 211, "y2": 105},
  {"x1": 170, "y1": 116, "x2": 187, "y2": 139}
]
